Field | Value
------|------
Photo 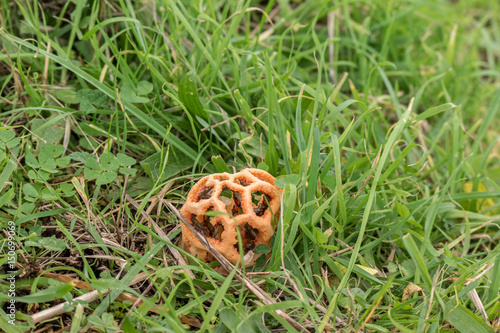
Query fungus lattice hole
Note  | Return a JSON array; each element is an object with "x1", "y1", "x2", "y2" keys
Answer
[
  {"x1": 235, "y1": 223, "x2": 259, "y2": 254},
  {"x1": 212, "y1": 222, "x2": 224, "y2": 240},
  {"x1": 235, "y1": 178, "x2": 250, "y2": 186},
  {"x1": 231, "y1": 191, "x2": 243, "y2": 216},
  {"x1": 220, "y1": 186, "x2": 232, "y2": 199},
  {"x1": 251, "y1": 192, "x2": 271, "y2": 216},
  {"x1": 197, "y1": 186, "x2": 213, "y2": 201},
  {"x1": 219, "y1": 186, "x2": 243, "y2": 216},
  {"x1": 190, "y1": 207, "x2": 223, "y2": 240}
]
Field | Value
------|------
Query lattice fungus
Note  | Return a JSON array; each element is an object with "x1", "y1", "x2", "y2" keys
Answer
[{"x1": 180, "y1": 169, "x2": 282, "y2": 265}]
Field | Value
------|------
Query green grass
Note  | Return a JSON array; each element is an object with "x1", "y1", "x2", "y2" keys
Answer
[{"x1": 1, "y1": 0, "x2": 500, "y2": 332}]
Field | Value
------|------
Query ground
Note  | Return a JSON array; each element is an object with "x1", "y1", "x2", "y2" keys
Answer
[{"x1": 0, "y1": 0, "x2": 499, "y2": 332}]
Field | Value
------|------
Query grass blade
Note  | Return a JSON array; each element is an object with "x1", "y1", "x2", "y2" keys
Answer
[{"x1": 447, "y1": 304, "x2": 494, "y2": 333}]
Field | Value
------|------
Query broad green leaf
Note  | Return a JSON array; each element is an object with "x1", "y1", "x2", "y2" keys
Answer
[
  {"x1": 15, "y1": 208, "x2": 66, "y2": 225},
  {"x1": 397, "y1": 202, "x2": 411, "y2": 218},
  {"x1": 257, "y1": 162, "x2": 268, "y2": 171},
  {"x1": 76, "y1": 89, "x2": 107, "y2": 113},
  {"x1": 31, "y1": 118, "x2": 65, "y2": 146},
  {"x1": 38, "y1": 151, "x2": 51, "y2": 166},
  {"x1": 314, "y1": 227, "x2": 328, "y2": 244},
  {"x1": 23, "y1": 183, "x2": 39, "y2": 197},
  {"x1": 41, "y1": 188, "x2": 58, "y2": 201},
  {"x1": 254, "y1": 244, "x2": 271, "y2": 254},
  {"x1": 0, "y1": 129, "x2": 15, "y2": 142},
  {"x1": 38, "y1": 235, "x2": 67, "y2": 251},
  {"x1": 96, "y1": 172, "x2": 117, "y2": 185},
  {"x1": 178, "y1": 74, "x2": 208, "y2": 121},
  {"x1": 447, "y1": 304, "x2": 494, "y2": 333},
  {"x1": 136, "y1": 81, "x2": 153, "y2": 95},
  {"x1": 6, "y1": 137, "x2": 20, "y2": 149},
  {"x1": 59, "y1": 183, "x2": 76, "y2": 196},
  {"x1": 54, "y1": 89, "x2": 77, "y2": 104},
  {"x1": 16, "y1": 283, "x2": 74, "y2": 303},
  {"x1": 120, "y1": 83, "x2": 149, "y2": 103},
  {"x1": 122, "y1": 316, "x2": 139, "y2": 333},
  {"x1": 100, "y1": 153, "x2": 119, "y2": 171},
  {"x1": 91, "y1": 278, "x2": 128, "y2": 290},
  {"x1": 140, "y1": 151, "x2": 191, "y2": 181},
  {"x1": 70, "y1": 152, "x2": 94, "y2": 163},
  {"x1": 79, "y1": 137, "x2": 98, "y2": 151},
  {"x1": 0, "y1": 188, "x2": 15, "y2": 207},
  {"x1": 84, "y1": 168, "x2": 100, "y2": 180},
  {"x1": 43, "y1": 144, "x2": 64, "y2": 158},
  {"x1": 25, "y1": 151, "x2": 40, "y2": 168},
  {"x1": 85, "y1": 157, "x2": 101, "y2": 170},
  {"x1": 116, "y1": 153, "x2": 136, "y2": 166},
  {"x1": 56, "y1": 156, "x2": 71, "y2": 167},
  {"x1": 40, "y1": 158, "x2": 58, "y2": 172},
  {"x1": 274, "y1": 174, "x2": 301, "y2": 189},
  {"x1": 119, "y1": 167, "x2": 137, "y2": 175}
]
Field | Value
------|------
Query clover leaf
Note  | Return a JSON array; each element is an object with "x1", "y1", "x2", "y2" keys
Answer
[
  {"x1": 43, "y1": 144, "x2": 64, "y2": 158},
  {"x1": 96, "y1": 172, "x2": 118, "y2": 185},
  {"x1": 0, "y1": 129, "x2": 15, "y2": 142},
  {"x1": 87, "y1": 313, "x2": 119, "y2": 333},
  {"x1": 59, "y1": 183, "x2": 76, "y2": 197},
  {"x1": 83, "y1": 153, "x2": 137, "y2": 185},
  {"x1": 101, "y1": 153, "x2": 119, "y2": 171},
  {"x1": 25, "y1": 144, "x2": 67, "y2": 180},
  {"x1": 31, "y1": 118, "x2": 65, "y2": 149},
  {"x1": 120, "y1": 81, "x2": 153, "y2": 104},
  {"x1": 0, "y1": 129, "x2": 20, "y2": 160},
  {"x1": 117, "y1": 153, "x2": 136, "y2": 166},
  {"x1": 117, "y1": 153, "x2": 137, "y2": 175},
  {"x1": 23, "y1": 183, "x2": 40, "y2": 198},
  {"x1": 0, "y1": 129, "x2": 19, "y2": 148},
  {"x1": 69, "y1": 152, "x2": 94, "y2": 163},
  {"x1": 25, "y1": 235, "x2": 67, "y2": 251},
  {"x1": 76, "y1": 89, "x2": 107, "y2": 113},
  {"x1": 84, "y1": 157, "x2": 101, "y2": 180},
  {"x1": 119, "y1": 168, "x2": 137, "y2": 175}
]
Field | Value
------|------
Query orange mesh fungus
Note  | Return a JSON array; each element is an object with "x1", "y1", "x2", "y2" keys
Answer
[{"x1": 180, "y1": 168, "x2": 282, "y2": 265}]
